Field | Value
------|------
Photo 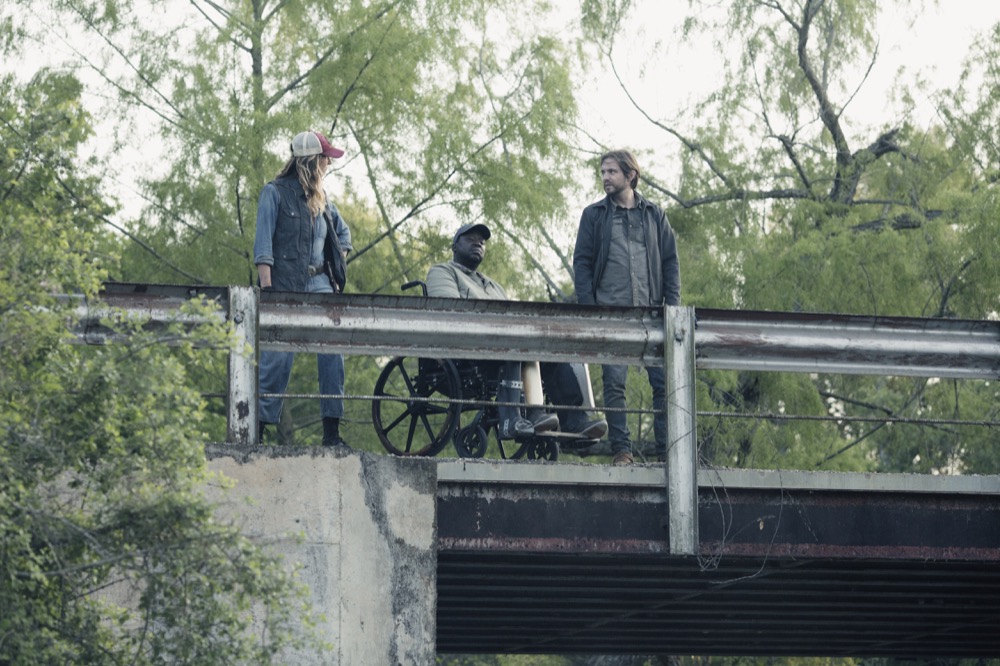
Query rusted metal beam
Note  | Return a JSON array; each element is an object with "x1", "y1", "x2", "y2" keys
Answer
[
  {"x1": 695, "y1": 307, "x2": 1000, "y2": 379},
  {"x1": 436, "y1": 460, "x2": 1000, "y2": 561},
  {"x1": 67, "y1": 283, "x2": 228, "y2": 344}
]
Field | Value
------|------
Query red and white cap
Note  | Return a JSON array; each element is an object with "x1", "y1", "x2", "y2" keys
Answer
[{"x1": 290, "y1": 131, "x2": 344, "y2": 158}]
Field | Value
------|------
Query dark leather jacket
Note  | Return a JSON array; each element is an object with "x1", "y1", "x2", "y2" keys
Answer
[{"x1": 572, "y1": 192, "x2": 680, "y2": 307}]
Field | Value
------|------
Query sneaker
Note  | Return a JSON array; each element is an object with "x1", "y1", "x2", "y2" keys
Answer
[
  {"x1": 526, "y1": 409, "x2": 560, "y2": 433},
  {"x1": 612, "y1": 451, "x2": 634, "y2": 466},
  {"x1": 323, "y1": 437, "x2": 351, "y2": 448}
]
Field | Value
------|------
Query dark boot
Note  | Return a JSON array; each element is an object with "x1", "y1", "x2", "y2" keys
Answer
[
  {"x1": 496, "y1": 382, "x2": 533, "y2": 440},
  {"x1": 322, "y1": 417, "x2": 349, "y2": 447}
]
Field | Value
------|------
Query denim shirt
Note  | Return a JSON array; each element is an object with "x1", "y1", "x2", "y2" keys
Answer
[{"x1": 253, "y1": 177, "x2": 352, "y2": 292}]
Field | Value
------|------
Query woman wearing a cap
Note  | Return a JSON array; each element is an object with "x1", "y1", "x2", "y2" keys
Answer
[{"x1": 253, "y1": 130, "x2": 352, "y2": 447}]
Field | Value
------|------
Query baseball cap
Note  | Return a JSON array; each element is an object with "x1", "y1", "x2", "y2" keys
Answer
[
  {"x1": 453, "y1": 223, "x2": 492, "y2": 244},
  {"x1": 290, "y1": 131, "x2": 345, "y2": 159}
]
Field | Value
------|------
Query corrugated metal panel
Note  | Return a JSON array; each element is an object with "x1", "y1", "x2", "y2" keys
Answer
[
  {"x1": 437, "y1": 462, "x2": 1000, "y2": 657},
  {"x1": 437, "y1": 553, "x2": 1000, "y2": 656}
]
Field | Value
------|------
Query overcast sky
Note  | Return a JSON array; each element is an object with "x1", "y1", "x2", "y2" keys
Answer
[
  {"x1": 575, "y1": 0, "x2": 1000, "y2": 157},
  {"x1": 11, "y1": 1, "x2": 1000, "y2": 218}
]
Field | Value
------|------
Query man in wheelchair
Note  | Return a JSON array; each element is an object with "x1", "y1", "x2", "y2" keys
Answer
[{"x1": 426, "y1": 223, "x2": 607, "y2": 441}]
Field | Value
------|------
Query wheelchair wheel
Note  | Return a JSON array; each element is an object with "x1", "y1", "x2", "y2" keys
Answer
[
  {"x1": 526, "y1": 439, "x2": 559, "y2": 461},
  {"x1": 373, "y1": 356, "x2": 461, "y2": 456},
  {"x1": 495, "y1": 435, "x2": 559, "y2": 462},
  {"x1": 454, "y1": 423, "x2": 489, "y2": 458}
]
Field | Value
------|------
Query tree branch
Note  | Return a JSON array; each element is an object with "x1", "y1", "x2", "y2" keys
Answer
[
  {"x1": 850, "y1": 209, "x2": 938, "y2": 233},
  {"x1": 788, "y1": 0, "x2": 854, "y2": 203},
  {"x1": 642, "y1": 169, "x2": 812, "y2": 208},
  {"x1": 349, "y1": 107, "x2": 538, "y2": 263},
  {"x1": 775, "y1": 134, "x2": 814, "y2": 191},
  {"x1": 816, "y1": 379, "x2": 928, "y2": 466},
  {"x1": 189, "y1": 0, "x2": 249, "y2": 54},
  {"x1": 61, "y1": 0, "x2": 188, "y2": 127},
  {"x1": 934, "y1": 256, "x2": 977, "y2": 318},
  {"x1": 498, "y1": 227, "x2": 569, "y2": 302},
  {"x1": 54, "y1": 175, "x2": 206, "y2": 283},
  {"x1": 603, "y1": 44, "x2": 734, "y2": 188},
  {"x1": 264, "y1": 0, "x2": 404, "y2": 113}
]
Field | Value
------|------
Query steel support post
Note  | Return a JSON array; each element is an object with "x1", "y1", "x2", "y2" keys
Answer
[
  {"x1": 227, "y1": 286, "x2": 258, "y2": 446},
  {"x1": 665, "y1": 305, "x2": 698, "y2": 555}
]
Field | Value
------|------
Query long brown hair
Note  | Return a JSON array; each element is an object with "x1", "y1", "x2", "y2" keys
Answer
[
  {"x1": 600, "y1": 149, "x2": 640, "y2": 190},
  {"x1": 276, "y1": 156, "x2": 326, "y2": 217}
]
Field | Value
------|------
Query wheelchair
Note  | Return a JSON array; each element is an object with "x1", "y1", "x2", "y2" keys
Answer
[{"x1": 370, "y1": 281, "x2": 597, "y2": 461}]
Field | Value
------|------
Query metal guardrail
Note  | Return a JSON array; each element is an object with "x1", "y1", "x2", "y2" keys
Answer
[
  {"x1": 71, "y1": 282, "x2": 1000, "y2": 554},
  {"x1": 76, "y1": 284, "x2": 1000, "y2": 377}
]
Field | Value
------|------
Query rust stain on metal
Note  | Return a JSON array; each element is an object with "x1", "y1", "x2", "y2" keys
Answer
[
  {"x1": 323, "y1": 302, "x2": 344, "y2": 326},
  {"x1": 703, "y1": 541, "x2": 1000, "y2": 561},
  {"x1": 440, "y1": 536, "x2": 670, "y2": 555}
]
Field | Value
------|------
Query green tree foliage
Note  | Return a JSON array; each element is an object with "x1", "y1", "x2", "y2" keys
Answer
[
  {"x1": 580, "y1": 0, "x2": 1000, "y2": 474},
  {"x1": 0, "y1": 70, "x2": 320, "y2": 664},
  {"x1": 32, "y1": 0, "x2": 579, "y2": 293},
  {"x1": 16, "y1": 0, "x2": 999, "y2": 473},
  {"x1": 25, "y1": 0, "x2": 581, "y2": 446}
]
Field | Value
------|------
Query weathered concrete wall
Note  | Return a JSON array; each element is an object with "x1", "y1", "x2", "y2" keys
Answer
[{"x1": 206, "y1": 445, "x2": 438, "y2": 665}]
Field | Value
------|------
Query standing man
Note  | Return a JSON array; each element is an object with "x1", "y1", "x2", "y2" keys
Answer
[
  {"x1": 573, "y1": 149, "x2": 681, "y2": 465},
  {"x1": 427, "y1": 223, "x2": 607, "y2": 441},
  {"x1": 254, "y1": 130, "x2": 352, "y2": 447}
]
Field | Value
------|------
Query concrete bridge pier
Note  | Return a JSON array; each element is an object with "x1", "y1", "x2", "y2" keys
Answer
[{"x1": 206, "y1": 446, "x2": 438, "y2": 666}]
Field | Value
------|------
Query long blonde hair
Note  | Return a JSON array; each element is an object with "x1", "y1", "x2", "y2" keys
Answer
[{"x1": 276, "y1": 156, "x2": 326, "y2": 218}]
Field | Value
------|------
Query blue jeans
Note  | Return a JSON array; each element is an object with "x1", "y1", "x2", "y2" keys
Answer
[
  {"x1": 259, "y1": 275, "x2": 345, "y2": 424},
  {"x1": 601, "y1": 364, "x2": 666, "y2": 456}
]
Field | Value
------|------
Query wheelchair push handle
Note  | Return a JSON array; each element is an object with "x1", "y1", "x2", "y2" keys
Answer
[{"x1": 401, "y1": 280, "x2": 428, "y2": 296}]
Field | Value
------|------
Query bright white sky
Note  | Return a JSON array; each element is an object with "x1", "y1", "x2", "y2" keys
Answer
[
  {"x1": 572, "y1": 0, "x2": 1000, "y2": 162},
  {"x1": 11, "y1": 1, "x2": 1000, "y2": 219}
]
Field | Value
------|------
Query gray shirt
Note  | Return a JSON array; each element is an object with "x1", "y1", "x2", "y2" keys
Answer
[
  {"x1": 426, "y1": 260, "x2": 508, "y2": 300},
  {"x1": 596, "y1": 206, "x2": 651, "y2": 306}
]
